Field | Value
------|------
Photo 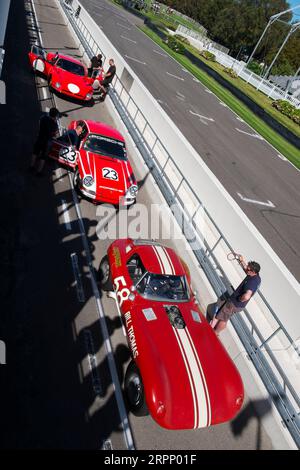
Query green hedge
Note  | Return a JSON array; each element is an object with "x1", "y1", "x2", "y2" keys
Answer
[
  {"x1": 165, "y1": 36, "x2": 185, "y2": 54},
  {"x1": 272, "y1": 100, "x2": 300, "y2": 126},
  {"x1": 199, "y1": 50, "x2": 216, "y2": 61},
  {"x1": 174, "y1": 34, "x2": 190, "y2": 45},
  {"x1": 223, "y1": 67, "x2": 238, "y2": 78}
]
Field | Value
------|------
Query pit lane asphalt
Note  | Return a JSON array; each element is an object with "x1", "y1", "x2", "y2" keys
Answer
[
  {"x1": 0, "y1": 0, "x2": 272, "y2": 449},
  {"x1": 79, "y1": 0, "x2": 300, "y2": 282}
]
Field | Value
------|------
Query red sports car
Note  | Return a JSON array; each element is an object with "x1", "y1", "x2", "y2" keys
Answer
[
  {"x1": 49, "y1": 120, "x2": 138, "y2": 206},
  {"x1": 99, "y1": 239, "x2": 244, "y2": 430},
  {"x1": 28, "y1": 45, "x2": 99, "y2": 101}
]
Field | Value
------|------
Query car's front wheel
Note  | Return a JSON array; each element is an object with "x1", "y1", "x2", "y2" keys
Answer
[
  {"x1": 73, "y1": 168, "x2": 80, "y2": 189},
  {"x1": 98, "y1": 255, "x2": 113, "y2": 291},
  {"x1": 124, "y1": 361, "x2": 148, "y2": 417}
]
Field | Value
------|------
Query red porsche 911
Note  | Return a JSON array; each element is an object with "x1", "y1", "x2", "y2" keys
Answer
[
  {"x1": 28, "y1": 45, "x2": 99, "y2": 102},
  {"x1": 99, "y1": 239, "x2": 244, "y2": 430},
  {"x1": 48, "y1": 120, "x2": 138, "y2": 206}
]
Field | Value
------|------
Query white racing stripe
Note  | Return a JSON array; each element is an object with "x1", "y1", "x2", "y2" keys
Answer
[
  {"x1": 152, "y1": 246, "x2": 164, "y2": 273},
  {"x1": 186, "y1": 328, "x2": 211, "y2": 426},
  {"x1": 174, "y1": 327, "x2": 209, "y2": 428},
  {"x1": 154, "y1": 246, "x2": 173, "y2": 275},
  {"x1": 163, "y1": 247, "x2": 175, "y2": 275}
]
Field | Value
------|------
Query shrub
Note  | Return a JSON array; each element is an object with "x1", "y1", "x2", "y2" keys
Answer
[
  {"x1": 272, "y1": 100, "x2": 300, "y2": 126},
  {"x1": 223, "y1": 67, "x2": 238, "y2": 78},
  {"x1": 199, "y1": 50, "x2": 216, "y2": 61},
  {"x1": 174, "y1": 34, "x2": 190, "y2": 45},
  {"x1": 165, "y1": 35, "x2": 185, "y2": 54}
]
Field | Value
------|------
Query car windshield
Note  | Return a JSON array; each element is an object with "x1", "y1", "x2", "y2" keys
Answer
[
  {"x1": 83, "y1": 134, "x2": 127, "y2": 160},
  {"x1": 135, "y1": 273, "x2": 189, "y2": 302},
  {"x1": 56, "y1": 58, "x2": 85, "y2": 76}
]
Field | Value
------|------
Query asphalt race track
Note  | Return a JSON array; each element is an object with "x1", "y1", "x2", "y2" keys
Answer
[
  {"x1": 0, "y1": 0, "x2": 273, "y2": 450},
  {"x1": 80, "y1": 0, "x2": 300, "y2": 282}
]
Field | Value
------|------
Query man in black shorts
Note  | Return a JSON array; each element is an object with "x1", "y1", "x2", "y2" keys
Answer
[
  {"x1": 30, "y1": 107, "x2": 59, "y2": 175},
  {"x1": 92, "y1": 58, "x2": 116, "y2": 96},
  {"x1": 210, "y1": 257, "x2": 261, "y2": 335}
]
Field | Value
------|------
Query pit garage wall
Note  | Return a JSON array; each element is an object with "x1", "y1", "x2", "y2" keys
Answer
[{"x1": 70, "y1": 0, "x2": 300, "y2": 341}]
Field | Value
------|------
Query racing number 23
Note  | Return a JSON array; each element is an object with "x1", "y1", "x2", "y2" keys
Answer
[
  {"x1": 114, "y1": 276, "x2": 130, "y2": 306},
  {"x1": 59, "y1": 146, "x2": 77, "y2": 163},
  {"x1": 102, "y1": 167, "x2": 118, "y2": 181}
]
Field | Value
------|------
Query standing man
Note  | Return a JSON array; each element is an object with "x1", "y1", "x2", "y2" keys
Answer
[
  {"x1": 88, "y1": 53, "x2": 103, "y2": 78},
  {"x1": 30, "y1": 107, "x2": 59, "y2": 176},
  {"x1": 210, "y1": 256, "x2": 261, "y2": 335},
  {"x1": 92, "y1": 58, "x2": 116, "y2": 95}
]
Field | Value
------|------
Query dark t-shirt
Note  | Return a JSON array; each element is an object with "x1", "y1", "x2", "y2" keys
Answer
[
  {"x1": 38, "y1": 113, "x2": 58, "y2": 143},
  {"x1": 90, "y1": 56, "x2": 99, "y2": 68},
  {"x1": 58, "y1": 129, "x2": 79, "y2": 148},
  {"x1": 230, "y1": 274, "x2": 261, "y2": 308},
  {"x1": 103, "y1": 64, "x2": 116, "y2": 84}
]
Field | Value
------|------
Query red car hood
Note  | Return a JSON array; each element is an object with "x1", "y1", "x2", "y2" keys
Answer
[
  {"x1": 130, "y1": 301, "x2": 244, "y2": 430},
  {"x1": 52, "y1": 67, "x2": 92, "y2": 93},
  {"x1": 78, "y1": 149, "x2": 134, "y2": 195}
]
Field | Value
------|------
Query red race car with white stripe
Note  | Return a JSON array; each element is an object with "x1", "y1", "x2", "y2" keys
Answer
[
  {"x1": 99, "y1": 239, "x2": 244, "y2": 430},
  {"x1": 28, "y1": 46, "x2": 98, "y2": 101},
  {"x1": 49, "y1": 120, "x2": 138, "y2": 206}
]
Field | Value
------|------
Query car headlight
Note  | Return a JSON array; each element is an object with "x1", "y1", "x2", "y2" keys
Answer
[
  {"x1": 83, "y1": 175, "x2": 94, "y2": 187},
  {"x1": 86, "y1": 93, "x2": 92, "y2": 100},
  {"x1": 126, "y1": 185, "x2": 138, "y2": 198},
  {"x1": 55, "y1": 82, "x2": 61, "y2": 88}
]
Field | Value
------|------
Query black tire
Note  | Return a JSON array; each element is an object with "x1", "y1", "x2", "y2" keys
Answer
[
  {"x1": 73, "y1": 168, "x2": 80, "y2": 189},
  {"x1": 124, "y1": 361, "x2": 148, "y2": 417},
  {"x1": 48, "y1": 75, "x2": 53, "y2": 92},
  {"x1": 98, "y1": 255, "x2": 113, "y2": 291}
]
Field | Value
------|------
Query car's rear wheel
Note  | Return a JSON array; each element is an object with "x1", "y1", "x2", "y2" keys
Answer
[
  {"x1": 124, "y1": 361, "x2": 148, "y2": 417},
  {"x1": 98, "y1": 255, "x2": 113, "y2": 291}
]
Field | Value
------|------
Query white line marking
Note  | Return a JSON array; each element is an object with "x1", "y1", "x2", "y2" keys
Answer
[
  {"x1": 219, "y1": 102, "x2": 228, "y2": 107},
  {"x1": 277, "y1": 154, "x2": 288, "y2": 161},
  {"x1": 181, "y1": 68, "x2": 189, "y2": 73},
  {"x1": 237, "y1": 193, "x2": 275, "y2": 208},
  {"x1": 236, "y1": 116, "x2": 244, "y2": 122},
  {"x1": 61, "y1": 199, "x2": 71, "y2": 230},
  {"x1": 121, "y1": 35, "x2": 136, "y2": 44},
  {"x1": 124, "y1": 55, "x2": 146, "y2": 65},
  {"x1": 204, "y1": 88, "x2": 213, "y2": 94},
  {"x1": 166, "y1": 71, "x2": 184, "y2": 81},
  {"x1": 117, "y1": 22, "x2": 131, "y2": 30},
  {"x1": 193, "y1": 78, "x2": 200, "y2": 83},
  {"x1": 176, "y1": 91, "x2": 185, "y2": 98},
  {"x1": 153, "y1": 49, "x2": 168, "y2": 57},
  {"x1": 189, "y1": 110, "x2": 215, "y2": 122},
  {"x1": 56, "y1": 167, "x2": 64, "y2": 182},
  {"x1": 235, "y1": 128, "x2": 264, "y2": 140},
  {"x1": 70, "y1": 252, "x2": 85, "y2": 302},
  {"x1": 83, "y1": 329, "x2": 103, "y2": 396}
]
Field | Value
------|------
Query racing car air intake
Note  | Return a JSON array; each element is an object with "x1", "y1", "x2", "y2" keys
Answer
[{"x1": 165, "y1": 305, "x2": 186, "y2": 329}]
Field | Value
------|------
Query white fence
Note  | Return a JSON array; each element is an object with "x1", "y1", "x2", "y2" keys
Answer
[{"x1": 175, "y1": 24, "x2": 300, "y2": 109}]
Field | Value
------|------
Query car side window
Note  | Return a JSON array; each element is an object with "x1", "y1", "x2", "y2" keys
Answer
[{"x1": 127, "y1": 255, "x2": 146, "y2": 285}]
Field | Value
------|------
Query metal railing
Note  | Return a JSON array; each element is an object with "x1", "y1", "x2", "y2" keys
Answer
[{"x1": 60, "y1": 0, "x2": 300, "y2": 447}]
